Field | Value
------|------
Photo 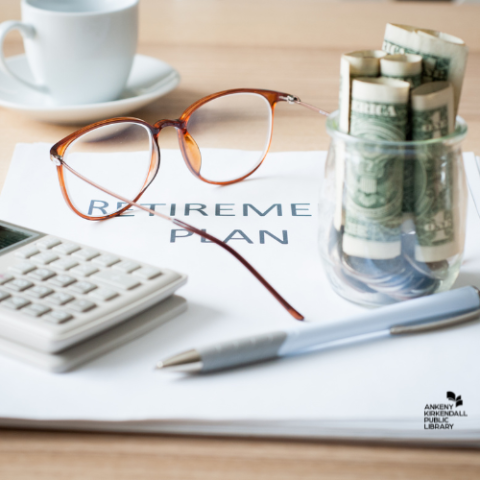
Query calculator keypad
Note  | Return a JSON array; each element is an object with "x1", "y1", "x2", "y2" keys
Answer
[
  {"x1": 70, "y1": 264, "x2": 99, "y2": 277},
  {"x1": 43, "y1": 311, "x2": 73, "y2": 324},
  {"x1": 0, "y1": 273, "x2": 14, "y2": 284},
  {"x1": 5, "y1": 279, "x2": 34, "y2": 292},
  {"x1": 48, "y1": 275, "x2": 76, "y2": 288},
  {"x1": 26, "y1": 286, "x2": 53, "y2": 299},
  {"x1": 0, "y1": 291, "x2": 10, "y2": 301},
  {"x1": 133, "y1": 267, "x2": 162, "y2": 280},
  {"x1": 29, "y1": 268, "x2": 55, "y2": 281},
  {"x1": 67, "y1": 299, "x2": 96, "y2": 313},
  {"x1": 93, "y1": 255, "x2": 121, "y2": 267},
  {"x1": 15, "y1": 245, "x2": 40, "y2": 258},
  {"x1": 23, "y1": 304, "x2": 51, "y2": 317},
  {"x1": 73, "y1": 249, "x2": 100, "y2": 261},
  {"x1": 90, "y1": 287, "x2": 118, "y2": 302},
  {"x1": 92, "y1": 270, "x2": 140, "y2": 290},
  {"x1": 36, "y1": 237, "x2": 61, "y2": 250},
  {"x1": 53, "y1": 243, "x2": 80, "y2": 255},
  {"x1": 31, "y1": 252, "x2": 59, "y2": 265},
  {"x1": 51, "y1": 258, "x2": 79, "y2": 271},
  {"x1": 9, "y1": 261, "x2": 36, "y2": 275},
  {"x1": 0, "y1": 236, "x2": 177, "y2": 334},
  {"x1": 3, "y1": 297, "x2": 30, "y2": 310},
  {"x1": 69, "y1": 281, "x2": 97, "y2": 295},
  {"x1": 47, "y1": 292, "x2": 75, "y2": 306}
]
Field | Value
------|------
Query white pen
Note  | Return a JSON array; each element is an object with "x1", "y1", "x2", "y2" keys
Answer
[{"x1": 155, "y1": 286, "x2": 480, "y2": 373}]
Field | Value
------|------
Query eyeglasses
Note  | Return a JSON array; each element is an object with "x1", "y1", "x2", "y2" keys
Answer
[{"x1": 50, "y1": 88, "x2": 328, "y2": 321}]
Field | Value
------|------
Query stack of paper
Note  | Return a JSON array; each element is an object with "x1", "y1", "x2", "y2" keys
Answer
[{"x1": 0, "y1": 144, "x2": 479, "y2": 445}]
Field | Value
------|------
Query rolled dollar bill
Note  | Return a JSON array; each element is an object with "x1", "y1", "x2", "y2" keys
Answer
[
  {"x1": 339, "y1": 50, "x2": 388, "y2": 133},
  {"x1": 382, "y1": 23, "x2": 467, "y2": 115},
  {"x1": 380, "y1": 53, "x2": 422, "y2": 89},
  {"x1": 335, "y1": 50, "x2": 387, "y2": 230},
  {"x1": 410, "y1": 81, "x2": 461, "y2": 262},
  {"x1": 343, "y1": 77, "x2": 410, "y2": 259},
  {"x1": 380, "y1": 53, "x2": 423, "y2": 217},
  {"x1": 411, "y1": 81, "x2": 454, "y2": 139}
]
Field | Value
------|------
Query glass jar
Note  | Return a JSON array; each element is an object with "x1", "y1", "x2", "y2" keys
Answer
[{"x1": 319, "y1": 111, "x2": 468, "y2": 307}]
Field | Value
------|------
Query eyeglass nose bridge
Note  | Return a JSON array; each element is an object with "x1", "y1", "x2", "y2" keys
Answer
[
  {"x1": 153, "y1": 119, "x2": 185, "y2": 131},
  {"x1": 153, "y1": 119, "x2": 203, "y2": 179}
]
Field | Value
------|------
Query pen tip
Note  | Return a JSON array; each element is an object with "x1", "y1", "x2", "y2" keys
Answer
[{"x1": 154, "y1": 362, "x2": 164, "y2": 370}]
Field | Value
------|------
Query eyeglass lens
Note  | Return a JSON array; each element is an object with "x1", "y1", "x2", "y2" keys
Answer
[
  {"x1": 63, "y1": 122, "x2": 154, "y2": 217},
  {"x1": 186, "y1": 93, "x2": 272, "y2": 182}
]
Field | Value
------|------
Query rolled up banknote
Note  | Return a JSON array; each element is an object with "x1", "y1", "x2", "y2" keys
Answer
[
  {"x1": 411, "y1": 82, "x2": 454, "y2": 139},
  {"x1": 410, "y1": 81, "x2": 461, "y2": 262},
  {"x1": 343, "y1": 77, "x2": 410, "y2": 259},
  {"x1": 335, "y1": 50, "x2": 387, "y2": 230},
  {"x1": 380, "y1": 53, "x2": 422, "y2": 89},
  {"x1": 380, "y1": 53, "x2": 423, "y2": 216},
  {"x1": 339, "y1": 50, "x2": 388, "y2": 133},
  {"x1": 382, "y1": 24, "x2": 467, "y2": 116}
]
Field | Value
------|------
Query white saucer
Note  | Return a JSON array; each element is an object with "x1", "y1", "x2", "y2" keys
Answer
[{"x1": 0, "y1": 54, "x2": 180, "y2": 124}]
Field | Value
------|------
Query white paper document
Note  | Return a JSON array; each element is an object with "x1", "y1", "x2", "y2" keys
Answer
[{"x1": 0, "y1": 143, "x2": 479, "y2": 444}]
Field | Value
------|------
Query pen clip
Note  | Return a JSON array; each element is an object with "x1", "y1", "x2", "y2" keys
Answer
[{"x1": 390, "y1": 309, "x2": 480, "y2": 336}]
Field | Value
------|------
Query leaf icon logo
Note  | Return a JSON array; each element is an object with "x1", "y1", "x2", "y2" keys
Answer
[{"x1": 446, "y1": 391, "x2": 463, "y2": 407}]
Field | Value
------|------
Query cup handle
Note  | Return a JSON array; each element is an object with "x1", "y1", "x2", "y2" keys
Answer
[{"x1": 0, "y1": 20, "x2": 48, "y2": 93}]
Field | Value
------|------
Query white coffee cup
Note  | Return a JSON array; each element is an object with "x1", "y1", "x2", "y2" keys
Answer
[{"x1": 0, "y1": 0, "x2": 138, "y2": 105}]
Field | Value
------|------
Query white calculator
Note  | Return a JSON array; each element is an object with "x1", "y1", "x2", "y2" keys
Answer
[{"x1": 0, "y1": 220, "x2": 187, "y2": 359}]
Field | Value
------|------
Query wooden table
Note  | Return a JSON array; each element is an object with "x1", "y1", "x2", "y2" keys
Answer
[{"x1": 1, "y1": 1, "x2": 480, "y2": 478}]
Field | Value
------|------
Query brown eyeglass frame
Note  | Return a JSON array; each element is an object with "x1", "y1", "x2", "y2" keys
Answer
[{"x1": 50, "y1": 88, "x2": 329, "y2": 322}]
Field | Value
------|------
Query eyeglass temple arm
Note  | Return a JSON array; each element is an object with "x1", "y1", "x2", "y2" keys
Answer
[
  {"x1": 172, "y1": 218, "x2": 304, "y2": 320},
  {"x1": 279, "y1": 95, "x2": 330, "y2": 117},
  {"x1": 59, "y1": 161, "x2": 305, "y2": 321}
]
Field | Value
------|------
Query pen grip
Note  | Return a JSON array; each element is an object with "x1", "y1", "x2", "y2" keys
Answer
[{"x1": 198, "y1": 331, "x2": 287, "y2": 372}]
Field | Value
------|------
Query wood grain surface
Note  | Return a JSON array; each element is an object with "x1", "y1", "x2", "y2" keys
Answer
[{"x1": 0, "y1": 1, "x2": 480, "y2": 478}]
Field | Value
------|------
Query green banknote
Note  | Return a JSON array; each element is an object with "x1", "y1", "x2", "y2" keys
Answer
[
  {"x1": 382, "y1": 23, "x2": 468, "y2": 116},
  {"x1": 343, "y1": 77, "x2": 409, "y2": 259},
  {"x1": 380, "y1": 53, "x2": 423, "y2": 90},
  {"x1": 410, "y1": 81, "x2": 459, "y2": 262},
  {"x1": 335, "y1": 50, "x2": 387, "y2": 231}
]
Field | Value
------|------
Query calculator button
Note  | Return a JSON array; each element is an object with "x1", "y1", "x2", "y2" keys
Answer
[
  {"x1": 9, "y1": 261, "x2": 36, "y2": 275},
  {"x1": 36, "y1": 237, "x2": 61, "y2": 249},
  {"x1": 92, "y1": 270, "x2": 141, "y2": 290},
  {"x1": 93, "y1": 254, "x2": 121, "y2": 267},
  {"x1": 67, "y1": 299, "x2": 96, "y2": 313},
  {"x1": 70, "y1": 264, "x2": 99, "y2": 277},
  {"x1": 51, "y1": 258, "x2": 79, "y2": 271},
  {"x1": 31, "y1": 252, "x2": 59, "y2": 265},
  {"x1": 15, "y1": 245, "x2": 40, "y2": 259},
  {"x1": 29, "y1": 268, "x2": 56, "y2": 281},
  {"x1": 43, "y1": 310, "x2": 73, "y2": 324},
  {"x1": 73, "y1": 248, "x2": 100, "y2": 261},
  {"x1": 2, "y1": 296, "x2": 30, "y2": 310},
  {"x1": 113, "y1": 261, "x2": 141, "y2": 274},
  {"x1": 69, "y1": 281, "x2": 97, "y2": 294},
  {"x1": 26, "y1": 285, "x2": 53, "y2": 299},
  {"x1": 90, "y1": 287, "x2": 118, "y2": 302},
  {"x1": 0, "y1": 273, "x2": 14, "y2": 285},
  {"x1": 53, "y1": 243, "x2": 80, "y2": 255},
  {"x1": 22, "y1": 303, "x2": 51, "y2": 317},
  {"x1": 47, "y1": 292, "x2": 75, "y2": 306},
  {"x1": 0, "y1": 290, "x2": 11, "y2": 301},
  {"x1": 48, "y1": 275, "x2": 76, "y2": 288},
  {"x1": 4, "y1": 279, "x2": 34, "y2": 292},
  {"x1": 133, "y1": 266, "x2": 162, "y2": 280}
]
